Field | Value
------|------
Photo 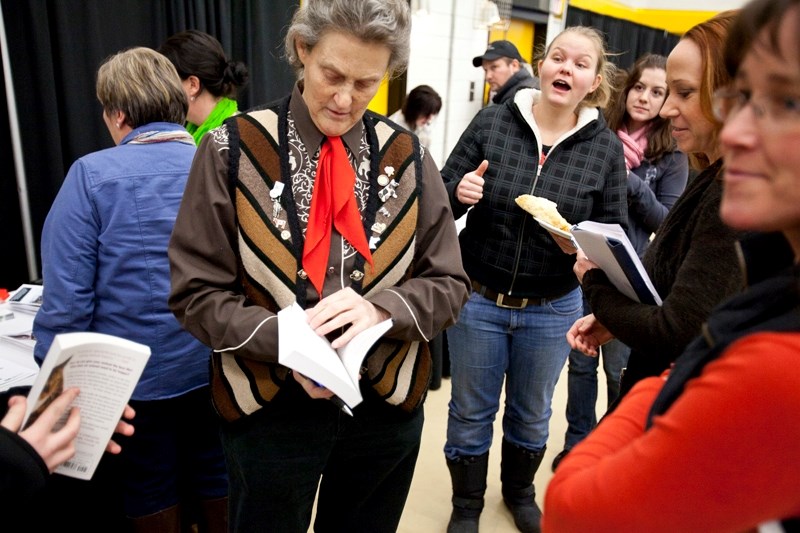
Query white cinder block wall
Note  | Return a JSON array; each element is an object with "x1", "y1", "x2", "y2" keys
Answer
[{"x1": 406, "y1": 0, "x2": 490, "y2": 167}]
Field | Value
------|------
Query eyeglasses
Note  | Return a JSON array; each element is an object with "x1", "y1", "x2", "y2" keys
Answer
[{"x1": 712, "y1": 86, "x2": 800, "y2": 129}]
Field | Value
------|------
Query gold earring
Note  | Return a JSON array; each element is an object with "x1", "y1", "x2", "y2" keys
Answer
[{"x1": 116, "y1": 122, "x2": 121, "y2": 128}]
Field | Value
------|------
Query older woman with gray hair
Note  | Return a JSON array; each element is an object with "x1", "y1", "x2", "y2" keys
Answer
[
  {"x1": 34, "y1": 47, "x2": 228, "y2": 531},
  {"x1": 168, "y1": 0, "x2": 470, "y2": 531}
]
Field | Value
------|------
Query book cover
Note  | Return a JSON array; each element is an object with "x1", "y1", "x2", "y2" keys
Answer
[
  {"x1": 277, "y1": 303, "x2": 393, "y2": 412},
  {"x1": 22, "y1": 332, "x2": 150, "y2": 480},
  {"x1": 571, "y1": 221, "x2": 662, "y2": 306}
]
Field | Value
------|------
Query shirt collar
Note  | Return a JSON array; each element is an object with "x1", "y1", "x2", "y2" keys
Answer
[{"x1": 289, "y1": 82, "x2": 364, "y2": 156}]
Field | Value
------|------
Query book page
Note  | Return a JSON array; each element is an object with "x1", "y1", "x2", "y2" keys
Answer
[
  {"x1": 23, "y1": 332, "x2": 150, "y2": 480},
  {"x1": 278, "y1": 304, "x2": 360, "y2": 406},
  {"x1": 339, "y1": 318, "x2": 392, "y2": 386},
  {"x1": 278, "y1": 303, "x2": 393, "y2": 410}
]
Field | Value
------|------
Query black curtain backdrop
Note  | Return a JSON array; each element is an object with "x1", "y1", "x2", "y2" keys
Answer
[
  {"x1": 0, "y1": 0, "x2": 298, "y2": 289},
  {"x1": 566, "y1": 6, "x2": 681, "y2": 70}
]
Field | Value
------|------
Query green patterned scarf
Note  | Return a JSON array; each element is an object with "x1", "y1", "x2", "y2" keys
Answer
[{"x1": 186, "y1": 97, "x2": 238, "y2": 145}]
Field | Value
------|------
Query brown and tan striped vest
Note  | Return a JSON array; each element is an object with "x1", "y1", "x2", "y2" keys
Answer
[{"x1": 208, "y1": 99, "x2": 431, "y2": 422}]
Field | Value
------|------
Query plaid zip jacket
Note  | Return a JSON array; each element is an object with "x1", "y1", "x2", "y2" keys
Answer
[{"x1": 443, "y1": 88, "x2": 627, "y2": 299}]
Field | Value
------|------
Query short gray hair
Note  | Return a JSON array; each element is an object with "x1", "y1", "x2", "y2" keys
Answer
[
  {"x1": 284, "y1": 0, "x2": 410, "y2": 80},
  {"x1": 96, "y1": 47, "x2": 187, "y2": 128}
]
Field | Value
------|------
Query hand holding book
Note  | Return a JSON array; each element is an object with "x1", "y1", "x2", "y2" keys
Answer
[
  {"x1": 22, "y1": 332, "x2": 150, "y2": 479},
  {"x1": 570, "y1": 221, "x2": 662, "y2": 305},
  {"x1": 278, "y1": 301, "x2": 393, "y2": 413}
]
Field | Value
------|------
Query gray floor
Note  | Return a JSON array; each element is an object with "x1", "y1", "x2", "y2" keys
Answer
[{"x1": 396, "y1": 362, "x2": 608, "y2": 532}]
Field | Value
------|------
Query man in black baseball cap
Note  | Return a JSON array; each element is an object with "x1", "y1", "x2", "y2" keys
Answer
[{"x1": 473, "y1": 40, "x2": 539, "y2": 104}]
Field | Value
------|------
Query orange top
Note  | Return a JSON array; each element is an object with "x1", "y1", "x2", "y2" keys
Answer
[{"x1": 543, "y1": 332, "x2": 800, "y2": 533}]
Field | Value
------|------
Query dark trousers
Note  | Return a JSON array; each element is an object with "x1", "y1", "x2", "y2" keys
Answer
[
  {"x1": 122, "y1": 386, "x2": 228, "y2": 517},
  {"x1": 221, "y1": 385, "x2": 424, "y2": 533}
]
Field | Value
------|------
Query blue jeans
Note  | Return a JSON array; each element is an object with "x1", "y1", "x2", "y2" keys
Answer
[
  {"x1": 563, "y1": 338, "x2": 630, "y2": 449},
  {"x1": 444, "y1": 287, "x2": 582, "y2": 459},
  {"x1": 220, "y1": 384, "x2": 424, "y2": 533}
]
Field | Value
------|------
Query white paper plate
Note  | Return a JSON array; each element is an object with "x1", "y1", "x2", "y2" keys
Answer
[{"x1": 533, "y1": 217, "x2": 572, "y2": 239}]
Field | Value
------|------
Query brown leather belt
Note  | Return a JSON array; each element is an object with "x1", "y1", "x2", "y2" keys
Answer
[{"x1": 471, "y1": 280, "x2": 539, "y2": 309}]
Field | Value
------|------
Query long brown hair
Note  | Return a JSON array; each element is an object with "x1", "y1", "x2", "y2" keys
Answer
[
  {"x1": 681, "y1": 10, "x2": 738, "y2": 169},
  {"x1": 605, "y1": 54, "x2": 675, "y2": 162}
]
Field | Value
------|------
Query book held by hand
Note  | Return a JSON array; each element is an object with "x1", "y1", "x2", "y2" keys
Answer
[
  {"x1": 22, "y1": 332, "x2": 150, "y2": 480},
  {"x1": 278, "y1": 302, "x2": 393, "y2": 412},
  {"x1": 570, "y1": 221, "x2": 662, "y2": 306}
]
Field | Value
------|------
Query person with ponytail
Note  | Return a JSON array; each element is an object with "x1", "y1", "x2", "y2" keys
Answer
[
  {"x1": 159, "y1": 30, "x2": 249, "y2": 144},
  {"x1": 441, "y1": 25, "x2": 627, "y2": 533}
]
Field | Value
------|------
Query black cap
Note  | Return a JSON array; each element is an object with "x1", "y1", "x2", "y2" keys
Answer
[{"x1": 472, "y1": 40, "x2": 524, "y2": 67}]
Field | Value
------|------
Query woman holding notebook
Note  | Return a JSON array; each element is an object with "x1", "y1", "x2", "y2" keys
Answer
[{"x1": 567, "y1": 11, "x2": 743, "y2": 403}]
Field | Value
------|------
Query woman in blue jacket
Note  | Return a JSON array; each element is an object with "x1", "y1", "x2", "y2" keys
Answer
[{"x1": 33, "y1": 47, "x2": 227, "y2": 531}]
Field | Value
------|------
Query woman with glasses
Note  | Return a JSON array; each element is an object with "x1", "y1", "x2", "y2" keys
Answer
[
  {"x1": 566, "y1": 11, "x2": 743, "y2": 403},
  {"x1": 544, "y1": 1, "x2": 800, "y2": 529}
]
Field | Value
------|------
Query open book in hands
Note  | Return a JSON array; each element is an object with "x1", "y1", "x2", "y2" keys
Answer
[
  {"x1": 570, "y1": 221, "x2": 662, "y2": 306},
  {"x1": 278, "y1": 302, "x2": 393, "y2": 413},
  {"x1": 22, "y1": 332, "x2": 150, "y2": 479}
]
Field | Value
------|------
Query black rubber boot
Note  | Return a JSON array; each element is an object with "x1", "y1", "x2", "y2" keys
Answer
[
  {"x1": 500, "y1": 440, "x2": 545, "y2": 533},
  {"x1": 446, "y1": 452, "x2": 489, "y2": 533}
]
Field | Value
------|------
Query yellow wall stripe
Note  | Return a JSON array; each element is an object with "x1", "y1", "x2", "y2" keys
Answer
[{"x1": 569, "y1": 0, "x2": 719, "y2": 35}]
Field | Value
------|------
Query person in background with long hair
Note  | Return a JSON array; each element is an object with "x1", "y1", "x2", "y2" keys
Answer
[
  {"x1": 552, "y1": 53, "x2": 689, "y2": 471},
  {"x1": 159, "y1": 29, "x2": 248, "y2": 144},
  {"x1": 607, "y1": 53, "x2": 689, "y2": 257},
  {"x1": 545, "y1": 1, "x2": 800, "y2": 529}
]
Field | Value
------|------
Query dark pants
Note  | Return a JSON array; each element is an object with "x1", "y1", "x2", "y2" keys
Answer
[
  {"x1": 563, "y1": 296, "x2": 630, "y2": 449},
  {"x1": 121, "y1": 386, "x2": 229, "y2": 517},
  {"x1": 221, "y1": 384, "x2": 424, "y2": 533},
  {"x1": 563, "y1": 339, "x2": 630, "y2": 449}
]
